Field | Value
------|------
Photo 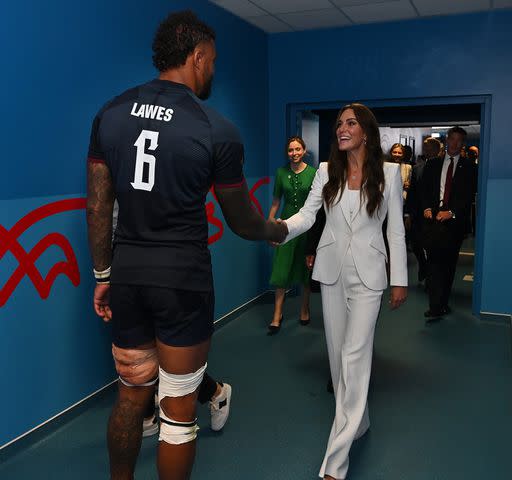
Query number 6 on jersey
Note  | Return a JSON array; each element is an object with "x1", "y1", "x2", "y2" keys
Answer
[{"x1": 131, "y1": 130, "x2": 159, "y2": 191}]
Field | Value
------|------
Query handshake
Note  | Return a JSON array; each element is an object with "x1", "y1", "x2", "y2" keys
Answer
[{"x1": 267, "y1": 218, "x2": 288, "y2": 245}]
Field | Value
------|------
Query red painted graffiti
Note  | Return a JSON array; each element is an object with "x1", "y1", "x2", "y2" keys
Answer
[
  {"x1": 0, "y1": 177, "x2": 270, "y2": 305},
  {"x1": 0, "y1": 198, "x2": 85, "y2": 307},
  {"x1": 248, "y1": 177, "x2": 271, "y2": 216},
  {"x1": 206, "y1": 177, "x2": 270, "y2": 245}
]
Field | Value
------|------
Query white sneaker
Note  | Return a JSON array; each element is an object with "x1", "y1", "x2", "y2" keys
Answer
[
  {"x1": 142, "y1": 413, "x2": 159, "y2": 437},
  {"x1": 210, "y1": 383, "x2": 232, "y2": 431}
]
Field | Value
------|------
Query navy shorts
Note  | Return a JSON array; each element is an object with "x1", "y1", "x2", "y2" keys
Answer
[{"x1": 109, "y1": 285, "x2": 214, "y2": 348}]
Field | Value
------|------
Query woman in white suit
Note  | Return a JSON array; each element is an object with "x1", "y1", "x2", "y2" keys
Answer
[{"x1": 281, "y1": 104, "x2": 408, "y2": 480}]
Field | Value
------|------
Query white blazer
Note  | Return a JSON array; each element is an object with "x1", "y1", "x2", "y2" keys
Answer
[{"x1": 284, "y1": 162, "x2": 407, "y2": 291}]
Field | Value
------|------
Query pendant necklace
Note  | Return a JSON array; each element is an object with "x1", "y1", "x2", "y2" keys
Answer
[{"x1": 349, "y1": 162, "x2": 359, "y2": 181}]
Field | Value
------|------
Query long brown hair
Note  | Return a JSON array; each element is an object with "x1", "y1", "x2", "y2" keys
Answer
[{"x1": 323, "y1": 103, "x2": 385, "y2": 217}]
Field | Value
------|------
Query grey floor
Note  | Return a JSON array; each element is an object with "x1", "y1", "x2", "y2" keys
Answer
[{"x1": 1, "y1": 250, "x2": 511, "y2": 479}]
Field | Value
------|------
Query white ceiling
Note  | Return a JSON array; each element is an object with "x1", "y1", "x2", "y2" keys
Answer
[{"x1": 208, "y1": 0, "x2": 512, "y2": 33}]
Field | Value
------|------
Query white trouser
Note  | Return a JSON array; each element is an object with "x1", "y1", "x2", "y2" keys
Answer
[{"x1": 319, "y1": 246, "x2": 383, "y2": 479}]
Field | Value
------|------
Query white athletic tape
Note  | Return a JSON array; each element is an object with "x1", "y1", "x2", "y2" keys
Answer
[
  {"x1": 159, "y1": 416, "x2": 200, "y2": 445},
  {"x1": 158, "y1": 363, "x2": 207, "y2": 398},
  {"x1": 112, "y1": 344, "x2": 158, "y2": 386}
]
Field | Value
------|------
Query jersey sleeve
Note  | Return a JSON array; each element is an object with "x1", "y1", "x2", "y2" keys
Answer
[
  {"x1": 87, "y1": 114, "x2": 106, "y2": 164},
  {"x1": 211, "y1": 116, "x2": 245, "y2": 188}
]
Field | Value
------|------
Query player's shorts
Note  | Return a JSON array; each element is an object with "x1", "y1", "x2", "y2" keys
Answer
[{"x1": 110, "y1": 285, "x2": 214, "y2": 348}]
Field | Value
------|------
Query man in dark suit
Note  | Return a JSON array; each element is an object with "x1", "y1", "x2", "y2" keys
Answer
[
  {"x1": 404, "y1": 137, "x2": 442, "y2": 284},
  {"x1": 420, "y1": 127, "x2": 475, "y2": 320}
]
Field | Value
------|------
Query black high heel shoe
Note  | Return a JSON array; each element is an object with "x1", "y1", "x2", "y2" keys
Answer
[
  {"x1": 299, "y1": 311, "x2": 310, "y2": 326},
  {"x1": 267, "y1": 316, "x2": 283, "y2": 335}
]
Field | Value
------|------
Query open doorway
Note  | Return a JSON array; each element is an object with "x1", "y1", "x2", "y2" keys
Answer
[{"x1": 288, "y1": 98, "x2": 489, "y2": 316}]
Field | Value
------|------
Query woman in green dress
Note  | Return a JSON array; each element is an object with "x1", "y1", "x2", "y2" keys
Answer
[{"x1": 268, "y1": 136, "x2": 317, "y2": 334}]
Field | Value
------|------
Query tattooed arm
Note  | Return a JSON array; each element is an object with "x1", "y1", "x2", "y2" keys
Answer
[
  {"x1": 215, "y1": 182, "x2": 288, "y2": 242},
  {"x1": 86, "y1": 161, "x2": 115, "y2": 271},
  {"x1": 86, "y1": 161, "x2": 114, "y2": 322}
]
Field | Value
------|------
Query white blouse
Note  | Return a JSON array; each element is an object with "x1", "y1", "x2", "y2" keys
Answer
[{"x1": 347, "y1": 189, "x2": 360, "y2": 222}]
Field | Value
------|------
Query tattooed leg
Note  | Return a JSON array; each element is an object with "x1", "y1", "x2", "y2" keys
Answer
[{"x1": 107, "y1": 382, "x2": 155, "y2": 480}]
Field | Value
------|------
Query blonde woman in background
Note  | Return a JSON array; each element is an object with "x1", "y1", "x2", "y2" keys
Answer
[{"x1": 389, "y1": 142, "x2": 412, "y2": 199}]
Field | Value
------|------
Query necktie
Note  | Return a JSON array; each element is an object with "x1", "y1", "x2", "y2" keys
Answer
[{"x1": 442, "y1": 157, "x2": 454, "y2": 207}]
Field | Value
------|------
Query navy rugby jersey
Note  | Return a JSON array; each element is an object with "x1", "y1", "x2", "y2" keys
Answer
[{"x1": 88, "y1": 79, "x2": 244, "y2": 291}]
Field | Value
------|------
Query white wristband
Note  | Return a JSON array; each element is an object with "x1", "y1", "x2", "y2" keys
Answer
[{"x1": 93, "y1": 266, "x2": 111, "y2": 280}]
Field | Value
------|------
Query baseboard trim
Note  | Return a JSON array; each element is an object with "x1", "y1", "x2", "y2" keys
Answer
[
  {"x1": 480, "y1": 311, "x2": 512, "y2": 326},
  {"x1": 214, "y1": 290, "x2": 273, "y2": 330},
  {"x1": 0, "y1": 379, "x2": 117, "y2": 460},
  {"x1": 1, "y1": 290, "x2": 273, "y2": 458}
]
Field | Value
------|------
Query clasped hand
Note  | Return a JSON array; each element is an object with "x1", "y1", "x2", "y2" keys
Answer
[
  {"x1": 435, "y1": 210, "x2": 452, "y2": 222},
  {"x1": 424, "y1": 209, "x2": 452, "y2": 222},
  {"x1": 269, "y1": 218, "x2": 288, "y2": 246}
]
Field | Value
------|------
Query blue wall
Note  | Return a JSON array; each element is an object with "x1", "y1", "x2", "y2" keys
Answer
[
  {"x1": 268, "y1": 11, "x2": 512, "y2": 315},
  {"x1": 3, "y1": 1, "x2": 511, "y2": 449},
  {"x1": 0, "y1": 0, "x2": 270, "y2": 447}
]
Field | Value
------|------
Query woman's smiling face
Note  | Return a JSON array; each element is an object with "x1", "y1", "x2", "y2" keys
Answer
[
  {"x1": 391, "y1": 146, "x2": 404, "y2": 162},
  {"x1": 336, "y1": 108, "x2": 366, "y2": 153},
  {"x1": 287, "y1": 140, "x2": 306, "y2": 163}
]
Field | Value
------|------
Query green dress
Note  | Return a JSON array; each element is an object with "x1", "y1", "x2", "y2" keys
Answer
[{"x1": 270, "y1": 164, "x2": 317, "y2": 288}]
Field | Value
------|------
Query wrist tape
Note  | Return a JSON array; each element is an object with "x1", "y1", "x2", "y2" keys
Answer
[{"x1": 93, "y1": 266, "x2": 111, "y2": 284}]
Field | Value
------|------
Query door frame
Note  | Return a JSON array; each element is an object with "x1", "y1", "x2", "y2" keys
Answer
[{"x1": 286, "y1": 95, "x2": 492, "y2": 316}]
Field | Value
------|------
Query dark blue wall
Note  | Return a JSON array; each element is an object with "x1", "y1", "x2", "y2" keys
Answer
[
  {"x1": 268, "y1": 11, "x2": 512, "y2": 315},
  {"x1": 0, "y1": 0, "x2": 270, "y2": 447}
]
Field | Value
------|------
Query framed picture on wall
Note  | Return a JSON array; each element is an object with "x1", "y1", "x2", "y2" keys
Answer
[
  {"x1": 399, "y1": 134, "x2": 408, "y2": 145},
  {"x1": 409, "y1": 136, "x2": 416, "y2": 157}
]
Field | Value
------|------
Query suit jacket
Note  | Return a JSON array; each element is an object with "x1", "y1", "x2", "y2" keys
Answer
[
  {"x1": 284, "y1": 162, "x2": 407, "y2": 291},
  {"x1": 305, "y1": 206, "x2": 326, "y2": 255},
  {"x1": 420, "y1": 155, "x2": 475, "y2": 238},
  {"x1": 404, "y1": 158, "x2": 429, "y2": 223},
  {"x1": 305, "y1": 205, "x2": 326, "y2": 294}
]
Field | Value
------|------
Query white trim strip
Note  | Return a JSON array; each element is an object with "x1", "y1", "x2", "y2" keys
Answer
[
  {"x1": 2, "y1": 292, "x2": 270, "y2": 451},
  {"x1": 0, "y1": 379, "x2": 117, "y2": 451},
  {"x1": 213, "y1": 291, "x2": 268, "y2": 325},
  {"x1": 480, "y1": 311, "x2": 512, "y2": 318}
]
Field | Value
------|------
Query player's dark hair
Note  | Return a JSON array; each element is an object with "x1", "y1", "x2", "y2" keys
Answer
[{"x1": 152, "y1": 10, "x2": 216, "y2": 72}]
